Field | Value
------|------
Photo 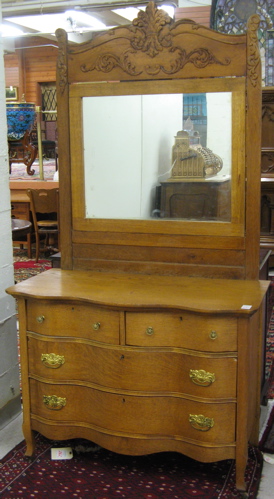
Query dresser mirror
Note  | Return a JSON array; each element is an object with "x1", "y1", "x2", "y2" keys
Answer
[
  {"x1": 82, "y1": 90, "x2": 232, "y2": 221},
  {"x1": 70, "y1": 77, "x2": 245, "y2": 238}
]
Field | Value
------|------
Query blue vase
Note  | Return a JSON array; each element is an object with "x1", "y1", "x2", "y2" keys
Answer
[{"x1": 6, "y1": 102, "x2": 36, "y2": 140}]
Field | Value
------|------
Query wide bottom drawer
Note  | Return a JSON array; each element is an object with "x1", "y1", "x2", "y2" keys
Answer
[{"x1": 29, "y1": 380, "x2": 236, "y2": 444}]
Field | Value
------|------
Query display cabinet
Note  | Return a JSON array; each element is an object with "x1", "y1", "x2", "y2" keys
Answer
[{"x1": 6, "y1": 3, "x2": 268, "y2": 492}]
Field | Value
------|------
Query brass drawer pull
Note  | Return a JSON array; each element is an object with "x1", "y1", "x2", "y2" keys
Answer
[
  {"x1": 41, "y1": 353, "x2": 65, "y2": 369},
  {"x1": 92, "y1": 322, "x2": 101, "y2": 331},
  {"x1": 209, "y1": 330, "x2": 217, "y2": 340},
  {"x1": 146, "y1": 327, "x2": 154, "y2": 336},
  {"x1": 189, "y1": 369, "x2": 215, "y2": 387},
  {"x1": 36, "y1": 315, "x2": 45, "y2": 324},
  {"x1": 43, "y1": 395, "x2": 66, "y2": 410},
  {"x1": 189, "y1": 414, "x2": 214, "y2": 431}
]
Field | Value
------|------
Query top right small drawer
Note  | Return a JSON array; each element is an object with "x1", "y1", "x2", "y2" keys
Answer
[{"x1": 126, "y1": 312, "x2": 237, "y2": 352}]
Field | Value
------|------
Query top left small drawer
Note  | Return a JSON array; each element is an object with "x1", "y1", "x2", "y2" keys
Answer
[{"x1": 26, "y1": 299, "x2": 120, "y2": 344}]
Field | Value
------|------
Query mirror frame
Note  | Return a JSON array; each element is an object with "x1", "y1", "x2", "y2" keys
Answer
[
  {"x1": 56, "y1": 2, "x2": 261, "y2": 279},
  {"x1": 70, "y1": 78, "x2": 245, "y2": 237}
]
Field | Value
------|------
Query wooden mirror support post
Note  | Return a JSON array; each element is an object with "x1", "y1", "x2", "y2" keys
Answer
[{"x1": 6, "y1": 3, "x2": 269, "y2": 492}]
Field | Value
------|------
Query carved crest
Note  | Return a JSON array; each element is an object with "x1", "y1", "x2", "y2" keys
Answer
[
  {"x1": 131, "y1": 2, "x2": 172, "y2": 57},
  {"x1": 80, "y1": 2, "x2": 230, "y2": 77}
]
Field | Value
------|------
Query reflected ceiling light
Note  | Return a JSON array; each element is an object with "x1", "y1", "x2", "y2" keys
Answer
[
  {"x1": 5, "y1": 11, "x2": 106, "y2": 36},
  {"x1": 112, "y1": 4, "x2": 174, "y2": 22},
  {"x1": 112, "y1": 7, "x2": 143, "y2": 21},
  {"x1": 161, "y1": 5, "x2": 175, "y2": 18},
  {"x1": 65, "y1": 10, "x2": 106, "y2": 29}
]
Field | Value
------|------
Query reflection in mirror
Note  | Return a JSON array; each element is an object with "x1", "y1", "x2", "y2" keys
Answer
[{"x1": 83, "y1": 92, "x2": 231, "y2": 221}]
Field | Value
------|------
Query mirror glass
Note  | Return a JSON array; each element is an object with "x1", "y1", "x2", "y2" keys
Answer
[{"x1": 83, "y1": 92, "x2": 232, "y2": 222}]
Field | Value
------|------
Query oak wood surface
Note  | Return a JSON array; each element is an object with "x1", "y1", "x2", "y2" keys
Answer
[
  {"x1": 28, "y1": 334, "x2": 237, "y2": 398},
  {"x1": 29, "y1": 380, "x2": 236, "y2": 444},
  {"x1": 6, "y1": 268, "x2": 269, "y2": 314}
]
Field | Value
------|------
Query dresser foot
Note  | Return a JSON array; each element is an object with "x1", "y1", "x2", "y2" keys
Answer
[
  {"x1": 235, "y1": 475, "x2": 246, "y2": 493},
  {"x1": 23, "y1": 427, "x2": 36, "y2": 457}
]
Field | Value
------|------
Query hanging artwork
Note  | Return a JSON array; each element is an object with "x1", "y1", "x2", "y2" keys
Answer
[{"x1": 210, "y1": 0, "x2": 274, "y2": 85}]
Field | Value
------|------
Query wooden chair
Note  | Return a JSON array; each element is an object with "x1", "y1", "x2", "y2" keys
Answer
[{"x1": 27, "y1": 188, "x2": 59, "y2": 262}]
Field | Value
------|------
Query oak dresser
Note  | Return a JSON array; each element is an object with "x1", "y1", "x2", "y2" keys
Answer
[
  {"x1": 6, "y1": 269, "x2": 268, "y2": 491},
  {"x1": 6, "y1": 3, "x2": 268, "y2": 492}
]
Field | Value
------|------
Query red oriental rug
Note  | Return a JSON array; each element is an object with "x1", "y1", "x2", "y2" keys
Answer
[
  {"x1": 13, "y1": 249, "x2": 52, "y2": 283},
  {"x1": 0, "y1": 433, "x2": 263, "y2": 499}
]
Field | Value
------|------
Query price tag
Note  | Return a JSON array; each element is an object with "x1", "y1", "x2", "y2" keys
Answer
[{"x1": 51, "y1": 447, "x2": 73, "y2": 460}]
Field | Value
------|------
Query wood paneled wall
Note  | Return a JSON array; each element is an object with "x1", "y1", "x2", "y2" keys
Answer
[
  {"x1": 175, "y1": 6, "x2": 211, "y2": 27},
  {"x1": 4, "y1": 37, "x2": 58, "y2": 103}
]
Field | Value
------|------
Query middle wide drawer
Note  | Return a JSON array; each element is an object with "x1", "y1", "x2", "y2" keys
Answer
[{"x1": 28, "y1": 336, "x2": 237, "y2": 398}]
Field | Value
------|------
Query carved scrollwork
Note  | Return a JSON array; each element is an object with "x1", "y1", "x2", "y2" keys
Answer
[
  {"x1": 56, "y1": 28, "x2": 68, "y2": 94},
  {"x1": 157, "y1": 47, "x2": 230, "y2": 76},
  {"x1": 247, "y1": 15, "x2": 261, "y2": 87},
  {"x1": 81, "y1": 51, "x2": 142, "y2": 76},
  {"x1": 262, "y1": 94, "x2": 274, "y2": 103},
  {"x1": 262, "y1": 105, "x2": 274, "y2": 122},
  {"x1": 80, "y1": 2, "x2": 230, "y2": 77},
  {"x1": 261, "y1": 150, "x2": 274, "y2": 174}
]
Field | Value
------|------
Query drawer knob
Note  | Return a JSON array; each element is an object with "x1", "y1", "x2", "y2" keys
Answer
[
  {"x1": 92, "y1": 322, "x2": 101, "y2": 331},
  {"x1": 209, "y1": 330, "x2": 217, "y2": 340},
  {"x1": 189, "y1": 414, "x2": 214, "y2": 431},
  {"x1": 189, "y1": 369, "x2": 215, "y2": 387},
  {"x1": 146, "y1": 327, "x2": 154, "y2": 336},
  {"x1": 41, "y1": 353, "x2": 65, "y2": 369},
  {"x1": 36, "y1": 315, "x2": 45, "y2": 324},
  {"x1": 43, "y1": 395, "x2": 66, "y2": 410}
]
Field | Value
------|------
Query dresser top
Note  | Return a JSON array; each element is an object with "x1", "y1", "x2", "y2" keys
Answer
[{"x1": 6, "y1": 269, "x2": 269, "y2": 315}]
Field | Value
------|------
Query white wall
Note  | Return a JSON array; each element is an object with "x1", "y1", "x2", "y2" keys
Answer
[{"x1": 0, "y1": 4, "x2": 21, "y2": 429}]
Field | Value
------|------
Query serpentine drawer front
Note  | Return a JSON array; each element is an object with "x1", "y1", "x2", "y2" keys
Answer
[
  {"x1": 29, "y1": 380, "x2": 236, "y2": 445},
  {"x1": 26, "y1": 299, "x2": 120, "y2": 344},
  {"x1": 125, "y1": 312, "x2": 237, "y2": 351},
  {"x1": 28, "y1": 335, "x2": 237, "y2": 397}
]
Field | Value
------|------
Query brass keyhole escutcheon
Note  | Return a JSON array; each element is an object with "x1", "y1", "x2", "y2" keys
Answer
[
  {"x1": 36, "y1": 315, "x2": 45, "y2": 323},
  {"x1": 209, "y1": 330, "x2": 217, "y2": 340},
  {"x1": 92, "y1": 322, "x2": 100, "y2": 331},
  {"x1": 146, "y1": 327, "x2": 154, "y2": 336}
]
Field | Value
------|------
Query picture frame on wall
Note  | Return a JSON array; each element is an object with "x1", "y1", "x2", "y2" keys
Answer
[{"x1": 6, "y1": 86, "x2": 18, "y2": 101}]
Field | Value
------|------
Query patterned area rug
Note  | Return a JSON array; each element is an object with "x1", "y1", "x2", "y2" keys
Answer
[
  {"x1": 9, "y1": 159, "x2": 56, "y2": 181},
  {"x1": 0, "y1": 433, "x2": 263, "y2": 499},
  {"x1": 13, "y1": 249, "x2": 52, "y2": 283}
]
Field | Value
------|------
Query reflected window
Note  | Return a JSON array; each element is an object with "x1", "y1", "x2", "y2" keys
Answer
[{"x1": 183, "y1": 93, "x2": 207, "y2": 147}]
